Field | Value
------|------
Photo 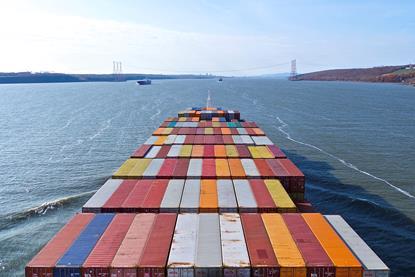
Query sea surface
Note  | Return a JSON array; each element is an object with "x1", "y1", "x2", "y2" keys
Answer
[{"x1": 0, "y1": 79, "x2": 414, "y2": 276}]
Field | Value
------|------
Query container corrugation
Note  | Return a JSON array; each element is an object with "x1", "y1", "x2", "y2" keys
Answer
[
  {"x1": 82, "y1": 214, "x2": 135, "y2": 276},
  {"x1": 160, "y1": 179, "x2": 184, "y2": 213},
  {"x1": 142, "y1": 179, "x2": 169, "y2": 212},
  {"x1": 172, "y1": 159, "x2": 190, "y2": 179},
  {"x1": 54, "y1": 214, "x2": 114, "y2": 275},
  {"x1": 187, "y1": 159, "x2": 203, "y2": 178},
  {"x1": 82, "y1": 179, "x2": 122, "y2": 213},
  {"x1": 264, "y1": 180, "x2": 297, "y2": 213},
  {"x1": 113, "y1": 159, "x2": 152, "y2": 179},
  {"x1": 219, "y1": 214, "x2": 250, "y2": 277},
  {"x1": 112, "y1": 159, "x2": 137, "y2": 178},
  {"x1": 138, "y1": 214, "x2": 177, "y2": 277},
  {"x1": 145, "y1": 146, "x2": 162, "y2": 158},
  {"x1": 228, "y1": 159, "x2": 246, "y2": 178},
  {"x1": 236, "y1": 145, "x2": 251, "y2": 158},
  {"x1": 302, "y1": 213, "x2": 363, "y2": 277},
  {"x1": 254, "y1": 159, "x2": 276, "y2": 178},
  {"x1": 157, "y1": 145, "x2": 172, "y2": 158},
  {"x1": 132, "y1": 144, "x2": 152, "y2": 158},
  {"x1": 142, "y1": 159, "x2": 164, "y2": 178},
  {"x1": 252, "y1": 136, "x2": 273, "y2": 145},
  {"x1": 121, "y1": 180, "x2": 153, "y2": 212},
  {"x1": 216, "y1": 158, "x2": 231, "y2": 178},
  {"x1": 202, "y1": 158, "x2": 216, "y2": 179},
  {"x1": 217, "y1": 180, "x2": 237, "y2": 213},
  {"x1": 102, "y1": 180, "x2": 137, "y2": 213},
  {"x1": 233, "y1": 180, "x2": 257, "y2": 212},
  {"x1": 267, "y1": 145, "x2": 287, "y2": 159},
  {"x1": 256, "y1": 146, "x2": 275, "y2": 158},
  {"x1": 200, "y1": 179, "x2": 218, "y2": 212},
  {"x1": 240, "y1": 159, "x2": 260, "y2": 178},
  {"x1": 283, "y1": 214, "x2": 335, "y2": 277},
  {"x1": 167, "y1": 145, "x2": 182, "y2": 158},
  {"x1": 265, "y1": 159, "x2": 291, "y2": 192},
  {"x1": 195, "y1": 214, "x2": 223, "y2": 277},
  {"x1": 158, "y1": 159, "x2": 178, "y2": 178},
  {"x1": 249, "y1": 179, "x2": 277, "y2": 213},
  {"x1": 180, "y1": 179, "x2": 200, "y2": 213},
  {"x1": 167, "y1": 214, "x2": 198, "y2": 277},
  {"x1": 25, "y1": 214, "x2": 95, "y2": 276},
  {"x1": 110, "y1": 214, "x2": 156, "y2": 276},
  {"x1": 240, "y1": 213, "x2": 279, "y2": 276},
  {"x1": 324, "y1": 215, "x2": 390, "y2": 277},
  {"x1": 204, "y1": 145, "x2": 215, "y2": 157},
  {"x1": 261, "y1": 214, "x2": 306, "y2": 277},
  {"x1": 279, "y1": 159, "x2": 305, "y2": 193}
]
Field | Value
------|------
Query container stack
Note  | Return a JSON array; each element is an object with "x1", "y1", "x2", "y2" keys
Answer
[{"x1": 26, "y1": 107, "x2": 389, "y2": 277}]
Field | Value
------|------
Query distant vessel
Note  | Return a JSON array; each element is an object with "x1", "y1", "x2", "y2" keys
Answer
[
  {"x1": 218, "y1": 78, "x2": 223, "y2": 82},
  {"x1": 137, "y1": 79, "x2": 151, "y2": 85}
]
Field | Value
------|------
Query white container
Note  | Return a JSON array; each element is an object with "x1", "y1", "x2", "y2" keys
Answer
[
  {"x1": 325, "y1": 215, "x2": 390, "y2": 277},
  {"x1": 240, "y1": 135, "x2": 254, "y2": 145},
  {"x1": 174, "y1": 135, "x2": 186, "y2": 144},
  {"x1": 180, "y1": 179, "x2": 200, "y2": 213},
  {"x1": 144, "y1": 136, "x2": 159, "y2": 145},
  {"x1": 165, "y1": 135, "x2": 177, "y2": 145},
  {"x1": 175, "y1": 122, "x2": 184, "y2": 127},
  {"x1": 142, "y1": 158, "x2": 164, "y2": 178},
  {"x1": 233, "y1": 180, "x2": 257, "y2": 212},
  {"x1": 220, "y1": 213, "x2": 251, "y2": 277},
  {"x1": 187, "y1": 159, "x2": 202, "y2": 178},
  {"x1": 195, "y1": 214, "x2": 223, "y2": 277},
  {"x1": 168, "y1": 145, "x2": 182, "y2": 158},
  {"x1": 217, "y1": 180, "x2": 237, "y2": 213},
  {"x1": 236, "y1": 128, "x2": 247, "y2": 135},
  {"x1": 231, "y1": 135, "x2": 243, "y2": 144},
  {"x1": 252, "y1": 136, "x2": 273, "y2": 145},
  {"x1": 160, "y1": 179, "x2": 185, "y2": 212},
  {"x1": 240, "y1": 159, "x2": 260, "y2": 178},
  {"x1": 82, "y1": 179, "x2": 122, "y2": 213},
  {"x1": 145, "y1": 146, "x2": 161, "y2": 158},
  {"x1": 167, "y1": 214, "x2": 199, "y2": 277}
]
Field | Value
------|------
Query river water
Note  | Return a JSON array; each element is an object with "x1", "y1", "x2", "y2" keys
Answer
[{"x1": 0, "y1": 79, "x2": 414, "y2": 276}]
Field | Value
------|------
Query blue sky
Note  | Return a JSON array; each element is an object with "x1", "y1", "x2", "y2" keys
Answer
[{"x1": 0, "y1": 0, "x2": 414, "y2": 75}]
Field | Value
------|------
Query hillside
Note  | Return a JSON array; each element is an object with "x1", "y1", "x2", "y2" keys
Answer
[{"x1": 291, "y1": 65, "x2": 415, "y2": 85}]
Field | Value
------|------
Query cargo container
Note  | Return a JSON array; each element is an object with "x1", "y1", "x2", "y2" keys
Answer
[
  {"x1": 82, "y1": 179, "x2": 122, "y2": 213},
  {"x1": 179, "y1": 145, "x2": 192, "y2": 158},
  {"x1": 267, "y1": 145, "x2": 287, "y2": 159},
  {"x1": 302, "y1": 213, "x2": 363, "y2": 277},
  {"x1": 121, "y1": 180, "x2": 153, "y2": 213},
  {"x1": 216, "y1": 180, "x2": 237, "y2": 213},
  {"x1": 202, "y1": 159, "x2": 216, "y2": 179},
  {"x1": 188, "y1": 159, "x2": 203, "y2": 178},
  {"x1": 214, "y1": 145, "x2": 227, "y2": 158},
  {"x1": 240, "y1": 135, "x2": 254, "y2": 145},
  {"x1": 204, "y1": 145, "x2": 215, "y2": 158},
  {"x1": 82, "y1": 214, "x2": 135, "y2": 276},
  {"x1": 200, "y1": 179, "x2": 218, "y2": 212},
  {"x1": 142, "y1": 179, "x2": 169, "y2": 213},
  {"x1": 216, "y1": 158, "x2": 231, "y2": 178},
  {"x1": 184, "y1": 134, "x2": 195, "y2": 144},
  {"x1": 113, "y1": 159, "x2": 152, "y2": 179},
  {"x1": 110, "y1": 214, "x2": 156, "y2": 276},
  {"x1": 248, "y1": 180, "x2": 277, "y2": 213},
  {"x1": 228, "y1": 159, "x2": 246, "y2": 178},
  {"x1": 145, "y1": 146, "x2": 162, "y2": 158},
  {"x1": 240, "y1": 159, "x2": 260, "y2": 178},
  {"x1": 195, "y1": 214, "x2": 223, "y2": 277},
  {"x1": 283, "y1": 214, "x2": 335, "y2": 277},
  {"x1": 142, "y1": 159, "x2": 164, "y2": 178},
  {"x1": 160, "y1": 179, "x2": 185, "y2": 212},
  {"x1": 225, "y1": 145, "x2": 238, "y2": 158},
  {"x1": 54, "y1": 214, "x2": 114, "y2": 276},
  {"x1": 144, "y1": 136, "x2": 159, "y2": 145},
  {"x1": 102, "y1": 180, "x2": 137, "y2": 213},
  {"x1": 252, "y1": 136, "x2": 273, "y2": 145},
  {"x1": 138, "y1": 214, "x2": 177, "y2": 277},
  {"x1": 132, "y1": 144, "x2": 152, "y2": 158},
  {"x1": 172, "y1": 159, "x2": 190, "y2": 179},
  {"x1": 165, "y1": 135, "x2": 177, "y2": 145},
  {"x1": 235, "y1": 145, "x2": 251, "y2": 158},
  {"x1": 167, "y1": 214, "x2": 198, "y2": 277},
  {"x1": 180, "y1": 179, "x2": 201, "y2": 213},
  {"x1": 157, "y1": 159, "x2": 178, "y2": 179},
  {"x1": 240, "y1": 214, "x2": 279, "y2": 277},
  {"x1": 325, "y1": 215, "x2": 390, "y2": 277},
  {"x1": 25, "y1": 213, "x2": 95, "y2": 277},
  {"x1": 233, "y1": 180, "x2": 257, "y2": 212},
  {"x1": 265, "y1": 159, "x2": 291, "y2": 192},
  {"x1": 253, "y1": 159, "x2": 275, "y2": 178},
  {"x1": 261, "y1": 214, "x2": 306, "y2": 277},
  {"x1": 157, "y1": 145, "x2": 172, "y2": 158},
  {"x1": 279, "y1": 159, "x2": 305, "y2": 193},
  {"x1": 219, "y1": 214, "x2": 250, "y2": 277},
  {"x1": 264, "y1": 180, "x2": 297, "y2": 213},
  {"x1": 167, "y1": 145, "x2": 182, "y2": 158},
  {"x1": 191, "y1": 145, "x2": 204, "y2": 158}
]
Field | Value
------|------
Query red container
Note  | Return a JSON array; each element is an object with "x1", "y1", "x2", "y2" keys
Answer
[
  {"x1": 160, "y1": 121, "x2": 169, "y2": 128},
  {"x1": 213, "y1": 128, "x2": 221, "y2": 135},
  {"x1": 246, "y1": 128, "x2": 256, "y2": 136},
  {"x1": 156, "y1": 145, "x2": 171, "y2": 158},
  {"x1": 173, "y1": 158, "x2": 190, "y2": 178},
  {"x1": 121, "y1": 180, "x2": 153, "y2": 212},
  {"x1": 214, "y1": 135, "x2": 224, "y2": 144},
  {"x1": 266, "y1": 145, "x2": 287, "y2": 159},
  {"x1": 82, "y1": 214, "x2": 135, "y2": 276},
  {"x1": 131, "y1": 145, "x2": 152, "y2": 158},
  {"x1": 219, "y1": 122, "x2": 227, "y2": 127},
  {"x1": 141, "y1": 180, "x2": 169, "y2": 212},
  {"x1": 102, "y1": 180, "x2": 137, "y2": 213},
  {"x1": 184, "y1": 135, "x2": 195, "y2": 144},
  {"x1": 138, "y1": 214, "x2": 177, "y2": 277},
  {"x1": 177, "y1": 128, "x2": 185, "y2": 135},
  {"x1": 198, "y1": 122, "x2": 206, "y2": 128},
  {"x1": 249, "y1": 180, "x2": 277, "y2": 213},
  {"x1": 283, "y1": 214, "x2": 334, "y2": 277},
  {"x1": 253, "y1": 159, "x2": 275, "y2": 178},
  {"x1": 194, "y1": 135, "x2": 204, "y2": 144},
  {"x1": 279, "y1": 159, "x2": 305, "y2": 192},
  {"x1": 240, "y1": 214, "x2": 279, "y2": 277},
  {"x1": 170, "y1": 128, "x2": 180, "y2": 135},
  {"x1": 202, "y1": 159, "x2": 216, "y2": 179},
  {"x1": 205, "y1": 122, "x2": 213, "y2": 127},
  {"x1": 230, "y1": 128, "x2": 239, "y2": 135},
  {"x1": 25, "y1": 214, "x2": 95, "y2": 277},
  {"x1": 236, "y1": 145, "x2": 251, "y2": 158},
  {"x1": 265, "y1": 159, "x2": 290, "y2": 191},
  {"x1": 196, "y1": 128, "x2": 204, "y2": 135},
  {"x1": 187, "y1": 128, "x2": 197, "y2": 135},
  {"x1": 204, "y1": 145, "x2": 215, "y2": 158},
  {"x1": 157, "y1": 159, "x2": 178, "y2": 179},
  {"x1": 222, "y1": 135, "x2": 234, "y2": 144},
  {"x1": 204, "y1": 135, "x2": 215, "y2": 144}
]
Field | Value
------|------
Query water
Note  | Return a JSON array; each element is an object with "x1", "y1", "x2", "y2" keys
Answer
[{"x1": 0, "y1": 79, "x2": 414, "y2": 276}]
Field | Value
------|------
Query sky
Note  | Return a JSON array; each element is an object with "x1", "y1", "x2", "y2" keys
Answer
[{"x1": 0, "y1": 0, "x2": 414, "y2": 75}]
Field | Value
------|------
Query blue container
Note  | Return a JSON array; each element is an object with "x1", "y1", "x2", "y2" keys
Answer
[
  {"x1": 168, "y1": 122, "x2": 176, "y2": 128},
  {"x1": 54, "y1": 213, "x2": 114, "y2": 276},
  {"x1": 227, "y1": 122, "x2": 236, "y2": 128},
  {"x1": 234, "y1": 122, "x2": 242, "y2": 128}
]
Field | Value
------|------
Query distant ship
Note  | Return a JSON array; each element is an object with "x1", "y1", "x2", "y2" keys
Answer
[
  {"x1": 218, "y1": 78, "x2": 223, "y2": 82},
  {"x1": 137, "y1": 79, "x2": 151, "y2": 85}
]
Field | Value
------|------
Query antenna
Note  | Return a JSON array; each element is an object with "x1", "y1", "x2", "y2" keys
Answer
[{"x1": 206, "y1": 90, "x2": 212, "y2": 108}]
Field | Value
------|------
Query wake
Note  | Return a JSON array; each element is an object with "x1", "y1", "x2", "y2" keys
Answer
[{"x1": 275, "y1": 116, "x2": 415, "y2": 199}]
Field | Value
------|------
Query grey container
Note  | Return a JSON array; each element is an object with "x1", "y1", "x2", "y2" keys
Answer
[
  {"x1": 187, "y1": 159, "x2": 202, "y2": 178},
  {"x1": 240, "y1": 135, "x2": 254, "y2": 145},
  {"x1": 240, "y1": 159, "x2": 260, "y2": 178},
  {"x1": 325, "y1": 215, "x2": 390, "y2": 277},
  {"x1": 217, "y1": 180, "x2": 237, "y2": 213},
  {"x1": 231, "y1": 135, "x2": 243, "y2": 144},
  {"x1": 142, "y1": 158, "x2": 164, "y2": 178},
  {"x1": 144, "y1": 136, "x2": 159, "y2": 145},
  {"x1": 165, "y1": 135, "x2": 177, "y2": 145},
  {"x1": 219, "y1": 213, "x2": 251, "y2": 277},
  {"x1": 168, "y1": 145, "x2": 182, "y2": 158},
  {"x1": 180, "y1": 179, "x2": 200, "y2": 213},
  {"x1": 252, "y1": 136, "x2": 273, "y2": 145},
  {"x1": 145, "y1": 146, "x2": 161, "y2": 158},
  {"x1": 160, "y1": 179, "x2": 185, "y2": 213},
  {"x1": 236, "y1": 128, "x2": 247, "y2": 135},
  {"x1": 233, "y1": 179, "x2": 257, "y2": 212},
  {"x1": 195, "y1": 214, "x2": 223, "y2": 277},
  {"x1": 82, "y1": 179, "x2": 122, "y2": 213},
  {"x1": 174, "y1": 135, "x2": 186, "y2": 144}
]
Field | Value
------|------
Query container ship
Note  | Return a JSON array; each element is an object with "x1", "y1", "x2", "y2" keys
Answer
[{"x1": 25, "y1": 107, "x2": 390, "y2": 277}]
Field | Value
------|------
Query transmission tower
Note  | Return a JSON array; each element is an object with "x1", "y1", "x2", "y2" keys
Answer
[{"x1": 290, "y1": 59, "x2": 297, "y2": 77}]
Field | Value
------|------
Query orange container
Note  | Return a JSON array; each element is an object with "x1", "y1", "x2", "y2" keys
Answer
[
  {"x1": 253, "y1": 128, "x2": 265, "y2": 135},
  {"x1": 221, "y1": 128, "x2": 231, "y2": 135},
  {"x1": 216, "y1": 158, "x2": 231, "y2": 178},
  {"x1": 153, "y1": 128, "x2": 165, "y2": 136},
  {"x1": 214, "y1": 145, "x2": 227, "y2": 158},
  {"x1": 154, "y1": 136, "x2": 167, "y2": 146},
  {"x1": 228, "y1": 159, "x2": 246, "y2": 178},
  {"x1": 191, "y1": 145, "x2": 204, "y2": 157},
  {"x1": 199, "y1": 179, "x2": 218, "y2": 212},
  {"x1": 302, "y1": 214, "x2": 363, "y2": 277}
]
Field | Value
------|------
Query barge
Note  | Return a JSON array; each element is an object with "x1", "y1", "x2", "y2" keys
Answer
[{"x1": 26, "y1": 107, "x2": 389, "y2": 277}]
